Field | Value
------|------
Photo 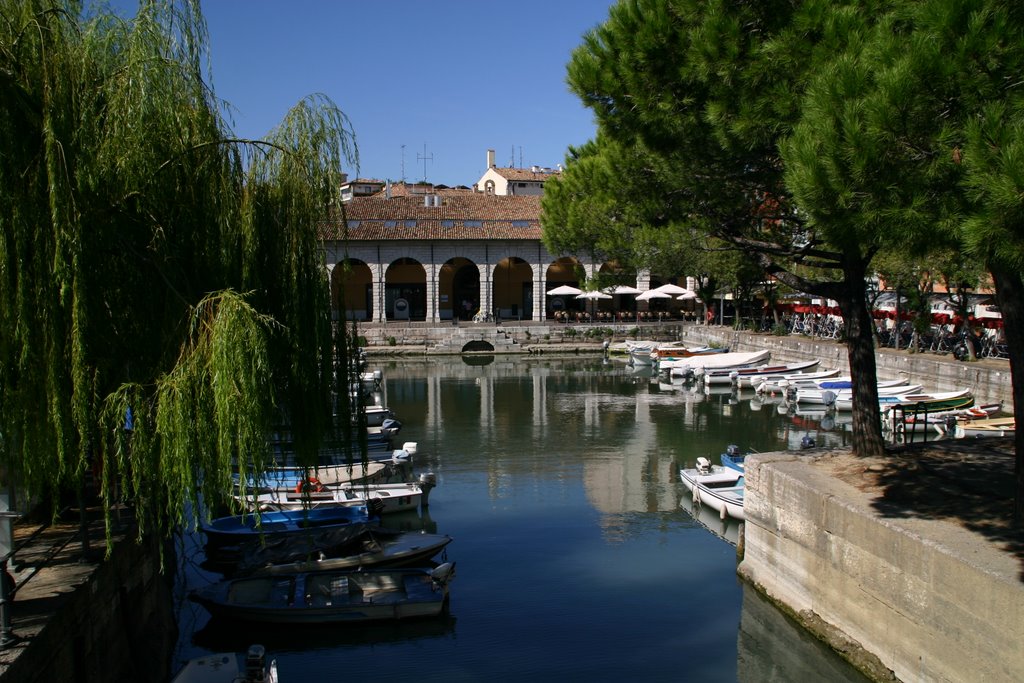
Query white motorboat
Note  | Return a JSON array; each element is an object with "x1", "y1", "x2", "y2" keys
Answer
[
  {"x1": 827, "y1": 384, "x2": 926, "y2": 411},
  {"x1": 171, "y1": 644, "x2": 277, "y2": 683},
  {"x1": 792, "y1": 378, "x2": 911, "y2": 406},
  {"x1": 954, "y1": 416, "x2": 1015, "y2": 439},
  {"x1": 705, "y1": 359, "x2": 820, "y2": 386},
  {"x1": 679, "y1": 457, "x2": 745, "y2": 521},
  {"x1": 663, "y1": 349, "x2": 772, "y2": 380},
  {"x1": 884, "y1": 403, "x2": 1002, "y2": 436},
  {"x1": 751, "y1": 368, "x2": 841, "y2": 393},
  {"x1": 238, "y1": 474, "x2": 437, "y2": 514}
]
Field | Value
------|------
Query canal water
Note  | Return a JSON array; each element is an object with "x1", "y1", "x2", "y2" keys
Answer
[{"x1": 171, "y1": 356, "x2": 870, "y2": 682}]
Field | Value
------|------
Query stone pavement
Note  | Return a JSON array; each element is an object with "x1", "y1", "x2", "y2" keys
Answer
[{"x1": 0, "y1": 504, "x2": 127, "y2": 678}]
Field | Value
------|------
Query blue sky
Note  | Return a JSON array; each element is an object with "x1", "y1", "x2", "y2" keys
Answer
[{"x1": 106, "y1": 1, "x2": 616, "y2": 186}]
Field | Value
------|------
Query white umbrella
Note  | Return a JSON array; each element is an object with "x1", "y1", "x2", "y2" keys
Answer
[
  {"x1": 653, "y1": 283, "x2": 690, "y2": 296},
  {"x1": 547, "y1": 284, "x2": 583, "y2": 296},
  {"x1": 636, "y1": 290, "x2": 672, "y2": 301},
  {"x1": 575, "y1": 291, "x2": 613, "y2": 300},
  {"x1": 677, "y1": 291, "x2": 700, "y2": 300},
  {"x1": 610, "y1": 285, "x2": 642, "y2": 295}
]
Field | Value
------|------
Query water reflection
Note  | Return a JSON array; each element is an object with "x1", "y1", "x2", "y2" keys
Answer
[
  {"x1": 738, "y1": 584, "x2": 870, "y2": 682},
  {"x1": 173, "y1": 357, "x2": 875, "y2": 681},
  {"x1": 680, "y1": 495, "x2": 742, "y2": 547}
]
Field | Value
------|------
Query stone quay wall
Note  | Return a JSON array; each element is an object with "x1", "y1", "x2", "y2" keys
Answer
[
  {"x1": 1, "y1": 533, "x2": 176, "y2": 683},
  {"x1": 737, "y1": 450, "x2": 1024, "y2": 683}
]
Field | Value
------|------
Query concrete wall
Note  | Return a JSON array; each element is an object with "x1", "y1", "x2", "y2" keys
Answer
[{"x1": 737, "y1": 451, "x2": 1024, "y2": 682}]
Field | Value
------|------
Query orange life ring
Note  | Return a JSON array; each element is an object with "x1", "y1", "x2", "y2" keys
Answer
[{"x1": 295, "y1": 476, "x2": 326, "y2": 494}]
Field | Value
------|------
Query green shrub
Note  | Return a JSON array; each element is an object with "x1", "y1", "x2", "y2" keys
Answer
[
  {"x1": 387, "y1": 336, "x2": 397, "y2": 346},
  {"x1": 564, "y1": 327, "x2": 577, "y2": 338},
  {"x1": 356, "y1": 335, "x2": 368, "y2": 346},
  {"x1": 772, "y1": 323, "x2": 788, "y2": 336}
]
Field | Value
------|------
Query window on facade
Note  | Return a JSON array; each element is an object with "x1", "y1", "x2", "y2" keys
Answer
[
  {"x1": 405, "y1": 220, "x2": 416, "y2": 228},
  {"x1": 511, "y1": 220, "x2": 528, "y2": 228},
  {"x1": 384, "y1": 220, "x2": 397, "y2": 228},
  {"x1": 347, "y1": 220, "x2": 360, "y2": 228},
  {"x1": 441, "y1": 220, "x2": 454, "y2": 228},
  {"x1": 464, "y1": 220, "x2": 482, "y2": 228}
]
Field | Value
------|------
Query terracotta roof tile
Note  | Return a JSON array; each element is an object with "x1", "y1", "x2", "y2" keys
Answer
[
  {"x1": 493, "y1": 167, "x2": 560, "y2": 182},
  {"x1": 320, "y1": 192, "x2": 543, "y2": 241}
]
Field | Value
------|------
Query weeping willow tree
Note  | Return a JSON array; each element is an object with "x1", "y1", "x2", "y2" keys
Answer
[{"x1": 0, "y1": 0, "x2": 361, "y2": 547}]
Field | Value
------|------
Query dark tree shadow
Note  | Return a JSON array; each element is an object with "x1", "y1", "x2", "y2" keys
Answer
[{"x1": 865, "y1": 437, "x2": 1024, "y2": 582}]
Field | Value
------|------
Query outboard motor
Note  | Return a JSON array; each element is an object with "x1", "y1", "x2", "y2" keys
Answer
[
  {"x1": 418, "y1": 472, "x2": 437, "y2": 507},
  {"x1": 695, "y1": 456, "x2": 713, "y2": 475},
  {"x1": 944, "y1": 414, "x2": 959, "y2": 434},
  {"x1": 402, "y1": 441, "x2": 418, "y2": 456},
  {"x1": 726, "y1": 444, "x2": 741, "y2": 457},
  {"x1": 801, "y1": 435, "x2": 816, "y2": 449},
  {"x1": 244, "y1": 645, "x2": 268, "y2": 682},
  {"x1": 380, "y1": 417, "x2": 402, "y2": 435}
]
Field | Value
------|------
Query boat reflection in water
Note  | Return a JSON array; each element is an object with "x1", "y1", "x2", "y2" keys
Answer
[{"x1": 680, "y1": 495, "x2": 742, "y2": 547}]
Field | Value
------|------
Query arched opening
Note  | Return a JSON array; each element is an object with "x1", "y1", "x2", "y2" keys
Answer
[
  {"x1": 439, "y1": 258, "x2": 480, "y2": 321},
  {"x1": 461, "y1": 339, "x2": 495, "y2": 353},
  {"x1": 493, "y1": 257, "x2": 533, "y2": 321},
  {"x1": 331, "y1": 259, "x2": 372, "y2": 321},
  {"x1": 385, "y1": 258, "x2": 427, "y2": 321}
]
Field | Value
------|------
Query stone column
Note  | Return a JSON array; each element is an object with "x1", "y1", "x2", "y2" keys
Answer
[
  {"x1": 425, "y1": 262, "x2": 438, "y2": 322},
  {"x1": 372, "y1": 262, "x2": 386, "y2": 322},
  {"x1": 479, "y1": 262, "x2": 493, "y2": 319}
]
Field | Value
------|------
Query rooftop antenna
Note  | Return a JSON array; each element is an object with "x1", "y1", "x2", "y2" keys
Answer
[
  {"x1": 417, "y1": 143, "x2": 433, "y2": 182},
  {"x1": 519, "y1": 146, "x2": 523, "y2": 168},
  {"x1": 510, "y1": 145, "x2": 515, "y2": 167},
  {"x1": 400, "y1": 144, "x2": 406, "y2": 183}
]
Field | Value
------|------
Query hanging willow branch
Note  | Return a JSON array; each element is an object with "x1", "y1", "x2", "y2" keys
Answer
[{"x1": 1, "y1": 0, "x2": 359, "y2": 550}]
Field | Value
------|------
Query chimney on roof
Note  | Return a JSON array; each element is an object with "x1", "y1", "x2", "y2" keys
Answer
[
  {"x1": 531, "y1": 165, "x2": 540, "y2": 172},
  {"x1": 487, "y1": 149, "x2": 495, "y2": 168}
]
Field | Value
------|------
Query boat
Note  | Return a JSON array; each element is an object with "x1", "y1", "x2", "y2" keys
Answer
[
  {"x1": 237, "y1": 475, "x2": 437, "y2": 515},
  {"x1": 885, "y1": 403, "x2": 1003, "y2": 436},
  {"x1": 679, "y1": 457, "x2": 745, "y2": 521},
  {"x1": 792, "y1": 378, "x2": 913, "y2": 407},
  {"x1": 239, "y1": 459, "x2": 398, "y2": 493},
  {"x1": 753, "y1": 368, "x2": 840, "y2": 394},
  {"x1": 871, "y1": 388, "x2": 975, "y2": 413},
  {"x1": 202, "y1": 506, "x2": 372, "y2": 558},
  {"x1": 954, "y1": 416, "x2": 1015, "y2": 439},
  {"x1": 827, "y1": 384, "x2": 926, "y2": 411},
  {"x1": 651, "y1": 345, "x2": 729, "y2": 361},
  {"x1": 705, "y1": 359, "x2": 820, "y2": 386},
  {"x1": 627, "y1": 340, "x2": 689, "y2": 366},
  {"x1": 240, "y1": 527, "x2": 453, "y2": 576},
  {"x1": 170, "y1": 644, "x2": 277, "y2": 683},
  {"x1": 720, "y1": 444, "x2": 747, "y2": 472},
  {"x1": 189, "y1": 563, "x2": 457, "y2": 625},
  {"x1": 662, "y1": 349, "x2": 772, "y2": 380}
]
